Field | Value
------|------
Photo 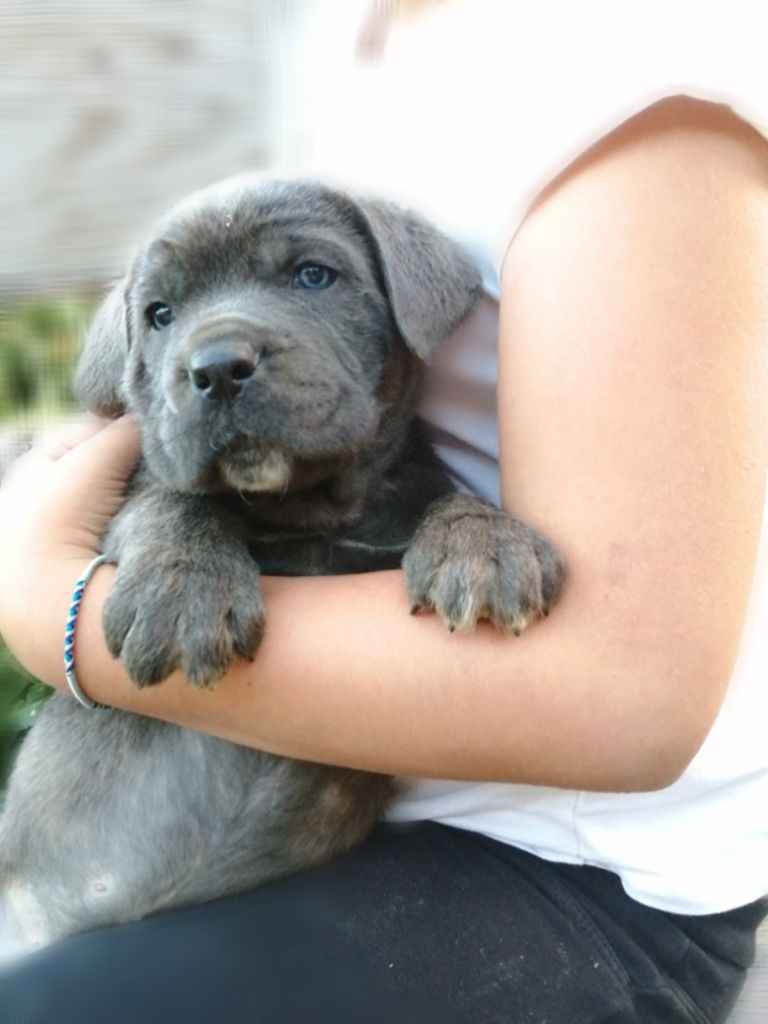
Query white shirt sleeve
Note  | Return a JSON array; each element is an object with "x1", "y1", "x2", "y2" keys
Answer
[{"x1": 303, "y1": 0, "x2": 768, "y2": 289}]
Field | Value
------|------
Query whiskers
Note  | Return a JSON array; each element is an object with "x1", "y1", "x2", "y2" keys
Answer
[
  {"x1": 135, "y1": 414, "x2": 231, "y2": 469},
  {"x1": 235, "y1": 487, "x2": 255, "y2": 506},
  {"x1": 125, "y1": 414, "x2": 295, "y2": 504},
  {"x1": 136, "y1": 423, "x2": 190, "y2": 468}
]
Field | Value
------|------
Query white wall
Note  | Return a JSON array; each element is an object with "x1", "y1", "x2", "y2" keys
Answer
[{"x1": 0, "y1": 0, "x2": 310, "y2": 292}]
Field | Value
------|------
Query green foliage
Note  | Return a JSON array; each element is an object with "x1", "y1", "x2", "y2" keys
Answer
[
  {"x1": 0, "y1": 293, "x2": 95, "y2": 794},
  {"x1": 0, "y1": 294, "x2": 96, "y2": 422},
  {"x1": 0, "y1": 641, "x2": 53, "y2": 796}
]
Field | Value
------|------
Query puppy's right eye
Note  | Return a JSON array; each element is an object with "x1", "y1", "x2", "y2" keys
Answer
[{"x1": 145, "y1": 302, "x2": 173, "y2": 330}]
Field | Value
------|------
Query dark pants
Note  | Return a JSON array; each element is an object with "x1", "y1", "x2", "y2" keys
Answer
[{"x1": 2, "y1": 822, "x2": 765, "y2": 1024}]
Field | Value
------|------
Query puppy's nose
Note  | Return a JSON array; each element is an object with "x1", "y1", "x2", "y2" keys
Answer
[{"x1": 188, "y1": 342, "x2": 257, "y2": 401}]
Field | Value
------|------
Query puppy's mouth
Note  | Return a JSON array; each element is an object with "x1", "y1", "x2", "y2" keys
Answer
[
  {"x1": 218, "y1": 445, "x2": 294, "y2": 494},
  {"x1": 216, "y1": 441, "x2": 351, "y2": 497}
]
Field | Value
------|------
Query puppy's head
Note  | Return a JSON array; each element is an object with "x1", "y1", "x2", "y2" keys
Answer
[{"x1": 76, "y1": 177, "x2": 480, "y2": 497}]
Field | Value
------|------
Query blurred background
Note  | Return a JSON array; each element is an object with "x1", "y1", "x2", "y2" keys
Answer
[{"x1": 0, "y1": 0, "x2": 325, "y2": 790}]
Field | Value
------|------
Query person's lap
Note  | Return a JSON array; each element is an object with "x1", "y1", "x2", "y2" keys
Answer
[{"x1": 1, "y1": 822, "x2": 765, "y2": 1024}]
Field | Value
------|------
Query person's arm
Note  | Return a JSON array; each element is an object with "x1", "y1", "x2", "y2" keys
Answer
[{"x1": 2, "y1": 96, "x2": 766, "y2": 792}]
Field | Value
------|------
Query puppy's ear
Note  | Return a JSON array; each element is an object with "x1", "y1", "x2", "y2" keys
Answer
[
  {"x1": 354, "y1": 198, "x2": 482, "y2": 360},
  {"x1": 74, "y1": 279, "x2": 129, "y2": 416}
]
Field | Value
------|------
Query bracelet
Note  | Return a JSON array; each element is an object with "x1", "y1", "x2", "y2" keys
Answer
[{"x1": 64, "y1": 554, "x2": 108, "y2": 710}]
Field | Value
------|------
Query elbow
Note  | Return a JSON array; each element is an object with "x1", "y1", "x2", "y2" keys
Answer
[
  {"x1": 587, "y1": 735, "x2": 701, "y2": 796},
  {"x1": 639, "y1": 709, "x2": 720, "y2": 792},
  {"x1": 596, "y1": 659, "x2": 729, "y2": 794},
  {"x1": 618, "y1": 739, "x2": 699, "y2": 794}
]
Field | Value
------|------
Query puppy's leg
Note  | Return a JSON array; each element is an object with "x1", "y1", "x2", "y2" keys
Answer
[
  {"x1": 403, "y1": 493, "x2": 565, "y2": 634},
  {"x1": 0, "y1": 694, "x2": 392, "y2": 949},
  {"x1": 103, "y1": 488, "x2": 264, "y2": 687}
]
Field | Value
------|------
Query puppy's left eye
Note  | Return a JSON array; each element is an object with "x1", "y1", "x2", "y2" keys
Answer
[
  {"x1": 293, "y1": 264, "x2": 338, "y2": 290},
  {"x1": 145, "y1": 302, "x2": 173, "y2": 330}
]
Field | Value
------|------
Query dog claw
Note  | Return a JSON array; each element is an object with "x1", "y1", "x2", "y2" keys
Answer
[{"x1": 402, "y1": 494, "x2": 566, "y2": 640}]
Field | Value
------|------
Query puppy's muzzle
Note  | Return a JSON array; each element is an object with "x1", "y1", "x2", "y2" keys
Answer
[{"x1": 189, "y1": 340, "x2": 257, "y2": 401}]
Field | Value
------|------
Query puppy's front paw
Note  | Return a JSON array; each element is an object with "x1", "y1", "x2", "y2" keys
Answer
[
  {"x1": 403, "y1": 493, "x2": 565, "y2": 634},
  {"x1": 103, "y1": 551, "x2": 265, "y2": 688}
]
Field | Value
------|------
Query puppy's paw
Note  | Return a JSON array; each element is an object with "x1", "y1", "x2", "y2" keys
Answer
[
  {"x1": 402, "y1": 493, "x2": 565, "y2": 634},
  {"x1": 103, "y1": 552, "x2": 265, "y2": 688}
]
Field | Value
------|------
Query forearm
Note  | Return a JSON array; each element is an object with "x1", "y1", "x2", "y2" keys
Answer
[
  {"x1": 7, "y1": 102, "x2": 762, "y2": 797},
  {"x1": 10, "y1": 554, "x2": 701, "y2": 793}
]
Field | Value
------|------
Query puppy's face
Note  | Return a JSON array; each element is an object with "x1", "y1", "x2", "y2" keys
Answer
[
  {"x1": 77, "y1": 178, "x2": 481, "y2": 497},
  {"x1": 125, "y1": 182, "x2": 402, "y2": 493}
]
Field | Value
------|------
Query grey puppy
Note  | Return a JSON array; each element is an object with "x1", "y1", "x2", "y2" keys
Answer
[{"x1": 0, "y1": 177, "x2": 564, "y2": 955}]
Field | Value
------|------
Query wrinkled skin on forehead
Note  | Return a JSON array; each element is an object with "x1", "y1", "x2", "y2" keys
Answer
[
  {"x1": 125, "y1": 182, "x2": 411, "y2": 495},
  {"x1": 75, "y1": 177, "x2": 483, "y2": 526}
]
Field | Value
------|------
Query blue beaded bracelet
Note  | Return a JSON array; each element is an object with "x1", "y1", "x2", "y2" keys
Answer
[{"x1": 64, "y1": 555, "x2": 108, "y2": 710}]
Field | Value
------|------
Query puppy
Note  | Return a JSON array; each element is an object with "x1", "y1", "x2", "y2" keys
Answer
[{"x1": 0, "y1": 177, "x2": 564, "y2": 955}]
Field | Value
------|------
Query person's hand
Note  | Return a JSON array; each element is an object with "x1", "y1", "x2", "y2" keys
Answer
[
  {"x1": 0, "y1": 414, "x2": 141, "y2": 560},
  {"x1": 0, "y1": 415, "x2": 141, "y2": 669}
]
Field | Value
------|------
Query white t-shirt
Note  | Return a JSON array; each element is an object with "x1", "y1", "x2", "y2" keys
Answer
[{"x1": 290, "y1": 0, "x2": 768, "y2": 914}]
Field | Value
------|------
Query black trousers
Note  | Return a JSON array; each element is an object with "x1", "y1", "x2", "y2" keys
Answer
[{"x1": 2, "y1": 822, "x2": 766, "y2": 1024}]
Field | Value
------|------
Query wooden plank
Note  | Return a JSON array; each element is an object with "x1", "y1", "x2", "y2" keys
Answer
[{"x1": 0, "y1": 0, "x2": 297, "y2": 293}]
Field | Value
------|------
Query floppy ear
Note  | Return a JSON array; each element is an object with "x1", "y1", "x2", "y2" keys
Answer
[
  {"x1": 354, "y1": 198, "x2": 482, "y2": 360},
  {"x1": 74, "y1": 279, "x2": 129, "y2": 416}
]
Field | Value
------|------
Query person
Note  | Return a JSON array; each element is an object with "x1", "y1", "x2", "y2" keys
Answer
[{"x1": 1, "y1": 0, "x2": 767, "y2": 1020}]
